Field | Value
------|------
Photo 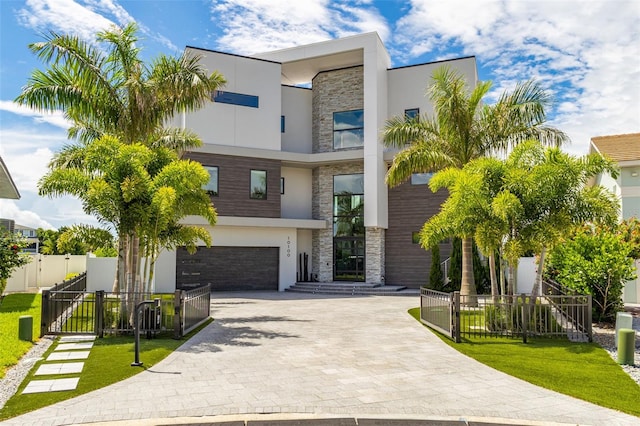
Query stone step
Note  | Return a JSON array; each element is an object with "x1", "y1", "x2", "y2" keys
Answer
[{"x1": 285, "y1": 283, "x2": 412, "y2": 296}]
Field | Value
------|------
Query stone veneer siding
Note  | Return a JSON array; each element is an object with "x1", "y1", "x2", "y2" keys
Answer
[
  {"x1": 366, "y1": 227, "x2": 385, "y2": 284},
  {"x1": 312, "y1": 66, "x2": 364, "y2": 154}
]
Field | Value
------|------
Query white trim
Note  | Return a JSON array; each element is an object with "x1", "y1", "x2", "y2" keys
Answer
[
  {"x1": 182, "y1": 215, "x2": 328, "y2": 229},
  {"x1": 194, "y1": 143, "x2": 363, "y2": 168},
  {"x1": 621, "y1": 186, "x2": 640, "y2": 197}
]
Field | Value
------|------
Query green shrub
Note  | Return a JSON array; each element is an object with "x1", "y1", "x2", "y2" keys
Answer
[
  {"x1": 64, "y1": 272, "x2": 79, "y2": 281},
  {"x1": 484, "y1": 301, "x2": 560, "y2": 334},
  {"x1": 547, "y1": 225, "x2": 635, "y2": 323},
  {"x1": 429, "y1": 244, "x2": 444, "y2": 290},
  {"x1": 0, "y1": 231, "x2": 31, "y2": 295}
]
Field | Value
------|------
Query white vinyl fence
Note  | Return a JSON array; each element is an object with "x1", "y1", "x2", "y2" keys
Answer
[{"x1": 4, "y1": 254, "x2": 87, "y2": 293}]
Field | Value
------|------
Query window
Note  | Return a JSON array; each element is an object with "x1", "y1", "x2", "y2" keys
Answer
[
  {"x1": 281, "y1": 116, "x2": 285, "y2": 133},
  {"x1": 203, "y1": 166, "x2": 218, "y2": 196},
  {"x1": 333, "y1": 109, "x2": 364, "y2": 150},
  {"x1": 333, "y1": 174, "x2": 364, "y2": 237},
  {"x1": 411, "y1": 173, "x2": 433, "y2": 185},
  {"x1": 412, "y1": 231, "x2": 420, "y2": 244},
  {"x1": 212, "y1": 90, "x2": 259, "y2": 108},
  {"x1": 405, "y1": 108, "x2": 419, "y2": 120},
  {"x1": 280, "y1": 177, "x2": 285, "y2": 194},
  {"x1": 250, "y1": 170, "x2": 267, "y2": 199}
]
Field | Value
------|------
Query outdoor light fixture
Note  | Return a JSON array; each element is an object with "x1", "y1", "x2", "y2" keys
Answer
[{"x1": 131, "y1": 298, "x2": 161, "y2": 367}]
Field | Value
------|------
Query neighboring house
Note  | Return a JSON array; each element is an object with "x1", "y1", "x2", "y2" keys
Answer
[
  {"x1": 14, "y1": 224, "x2": 39, "y2": 253},
  {"x1": 590, "y1": 132, "x2": 640, "y2": 303},
  {"x1": 167, "y1": 32, "x2": 477, "y2": 291}
]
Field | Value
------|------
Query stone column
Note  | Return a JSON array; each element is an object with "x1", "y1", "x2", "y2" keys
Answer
[{"x1": 366, "y1": 227, "x2": 385, "y2": 284}]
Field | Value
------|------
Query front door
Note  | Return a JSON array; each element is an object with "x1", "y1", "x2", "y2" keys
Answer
[{"x1": 334, "y1": 237, "x2": 365, "y2": 281}]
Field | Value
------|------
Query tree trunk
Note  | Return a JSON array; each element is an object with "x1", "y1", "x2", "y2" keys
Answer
[
  {"x1": 489, "y1": 252, "x2": 498, "y2": 303},
  {"x1": 112, "y1": 236, "x2": 125, "y2": 293},
  {"x1": 460, "y1": 237, "x2": 477, "y2": 305}
]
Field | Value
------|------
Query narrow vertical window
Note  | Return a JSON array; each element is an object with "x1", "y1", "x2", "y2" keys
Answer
[
  {"x1": 250, "y1": 170, "x2": 267, "y2": 199},
  {"x1": 280, "y1": 177, "x2": 285, "y2": 194},
  {"x1": 281, "y1": 115, "x2": 285, "y2": 133},
  {"x1": 333, "y1": 109, "x2": 364, "y2": 149},
  {"x1": 203, "y1": 166, "x2": 218, "y2": 196}
]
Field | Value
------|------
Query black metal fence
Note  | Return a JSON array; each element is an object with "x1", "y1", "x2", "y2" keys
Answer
[
  {"x1": 173, "y1": 284, "x2": 211, "y2": 338},
  {"x1": 41, "y1": 284, "x2": 211, "y2": 339},
  {"x1": 420, "y1": 288, "x2": 592, "y2": 343}
]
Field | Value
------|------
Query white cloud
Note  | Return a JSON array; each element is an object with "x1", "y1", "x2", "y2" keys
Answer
[
  {"x1": 210, "y1": 0, "x2": 390, "y2": 54},
  {"x1": 0, "y1": 199, "x2": 56, "y2": 230},
  {"x1": 0, "y1": 101, "x2": 71, "y2": 130},
  {"x1": 16, "y1": 0, "x2": 177, "y2": 51},
  {"x1": 394, "y1": 0, "x2": 640, "y2": 154},
  {"x1": 16, "y1": 0, "x2": 118, "y2": 41}
]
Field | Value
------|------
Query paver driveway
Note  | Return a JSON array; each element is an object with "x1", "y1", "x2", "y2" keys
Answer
[{"x1": 5, "y1": 292, "x2": 639, "y2": 425}]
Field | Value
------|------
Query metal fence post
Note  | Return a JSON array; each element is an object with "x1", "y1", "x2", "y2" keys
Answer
[
  {"x1": 95, "y1": 290, "x2": 104, "y2": 338},
  {"x1": 586, "y1": 294, "x2": 593, "y2": 342},
  {"x1": 520, "y1": 294, "x2": 528, "y2": 343},
  {"x1": 173, "y1": 289, "x2": 182, "y2": 339},
  {"x1": 452, "y1": 291, "x2": 461, "y2": 343},
  {"x1": 40, "y1": 290, "x2": 50, "y2": 338}
]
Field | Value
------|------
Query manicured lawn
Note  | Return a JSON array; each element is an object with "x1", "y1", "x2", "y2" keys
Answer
[
  {"x1": 0, "y1": 319, "x2": 212, "y2": 420},
  {"x1": 0, "y1": 294, "x2": 41, "y2": 379},
  {"x1": 409, "y1": 307, "x2": 640, "y2": 417}
]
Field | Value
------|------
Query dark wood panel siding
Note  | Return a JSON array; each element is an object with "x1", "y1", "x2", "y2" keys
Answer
[
  {"x1": 184, "y1": 152, "x2": 281, "y2": 217},
  {"x1": 385, "y1": 182, "x2": 451, "y2": 288},
  {"x1": 176, "y1": 246, "x2": 279, "y2": 291}
]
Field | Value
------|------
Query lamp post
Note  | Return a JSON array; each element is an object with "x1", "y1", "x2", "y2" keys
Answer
[{"x1": 131, "y1": 298, "x2": 160, "y2": 367}]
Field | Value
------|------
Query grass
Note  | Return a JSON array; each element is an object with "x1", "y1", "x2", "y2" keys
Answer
[
  {"x1": 409, "y1": 307, "x2": 640, "y2": 417},
  {"x1": 0, "y1": 318, "x2": 212, "y2": 420},
  {"x1": 0, "y1": 294, "x2": 42, "y2": 379}
]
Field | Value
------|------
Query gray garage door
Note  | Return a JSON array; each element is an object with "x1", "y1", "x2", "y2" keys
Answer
[{"x1": 176, "y1": 246, "x2": 279, "y2": 291}]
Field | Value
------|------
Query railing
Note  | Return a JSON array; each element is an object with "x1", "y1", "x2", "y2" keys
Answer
[
  {"x1": 440, "y1": 257, "x2": 451, "y2": 285},
  {"x1": 48, "y1": 272, "x2": 87, "y2": 292},
  {"x1": 420, "y1": 288, "x2": 458, "y2": 341},
  {"x1": 420, "y1": 289, "x2": 592, "y2": 343},
  {"x1": 41, "y1": 285, "x2": 212, "y2": 338},
  {"x1": 41, "y1": 273, "x2": 90, "y2": 335},
  {"x1": 174, "y1": 284, "x2": 211, "y2": 338}
]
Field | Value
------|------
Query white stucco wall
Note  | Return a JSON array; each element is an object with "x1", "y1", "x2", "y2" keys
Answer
[
  {"x1": 517, "y1": 257, "x2": 536, "y2": 294},
  {"x1": 281, "y1": 167, "x2": 312, "y2": 219},
  {"x1": 184, "y1": 48, "x2": 282, "y2": 151},
  {"x1": 86, "y1": 250, "x2": 176, "y2": 293},
  {"x1": 281, "y1": 86, "x2": 312, "y2": 153}
]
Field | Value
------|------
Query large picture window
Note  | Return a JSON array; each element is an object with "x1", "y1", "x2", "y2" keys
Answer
[
  {"x1": 250, "y1": 170, "x2": 267, "y2": 199},
  {"x1": 333, "y1": 174, "x2": 365, "y2": 281},
  {"x1": 333, "y1": 109, "x2": 364, "y2": 150},
  {"x1": 203, "y1": 166, "x2": 218, "y2": 196}
]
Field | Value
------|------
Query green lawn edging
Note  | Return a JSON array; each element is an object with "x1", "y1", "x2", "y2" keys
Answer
[{"x1": 408, "y1": 307, "x2": 640, "y2": 417}]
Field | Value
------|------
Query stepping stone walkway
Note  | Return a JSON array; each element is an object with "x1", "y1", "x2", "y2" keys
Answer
[{"x1": 21, "y1": 335, "x2": 95, "y2": 395}]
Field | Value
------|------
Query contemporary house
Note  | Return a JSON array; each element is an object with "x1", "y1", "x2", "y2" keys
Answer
[
  {"x1": 167, "y1": 32, "x2": 477, "y2": 292},
  {"x1": 590, "y1": 132, "x2": 640, "y2": 303}
]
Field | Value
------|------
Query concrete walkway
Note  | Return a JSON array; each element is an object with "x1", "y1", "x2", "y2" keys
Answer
[{"x1": 4, "y1": 292, "x2": 639, "y2": 425}]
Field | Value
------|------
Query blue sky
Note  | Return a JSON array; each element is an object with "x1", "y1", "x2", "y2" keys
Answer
[{"x1": 0, "y1": 0, "x2": 639, "y2": 230}]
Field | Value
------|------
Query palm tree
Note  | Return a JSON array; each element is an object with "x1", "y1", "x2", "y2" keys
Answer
[
  {"x1": 16, "y1": 23, "x2": 225, "y2": 293},
  {"x1": 384, "y1": 66, "x2": 567, "y2": 299}
]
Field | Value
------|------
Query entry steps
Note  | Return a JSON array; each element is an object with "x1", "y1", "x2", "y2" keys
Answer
[{"x1": 286, "y1": 281, "x2": 415, "y2": 296}]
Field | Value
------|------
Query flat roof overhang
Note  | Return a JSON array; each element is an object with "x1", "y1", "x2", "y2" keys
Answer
[{"x1": 0, "y1": 156, "x2": 20, "y2": 199}]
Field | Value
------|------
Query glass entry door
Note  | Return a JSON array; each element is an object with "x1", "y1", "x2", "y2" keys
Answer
[{"x1": 334, "y1": 237, "x2": 365, "y2": 281}]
